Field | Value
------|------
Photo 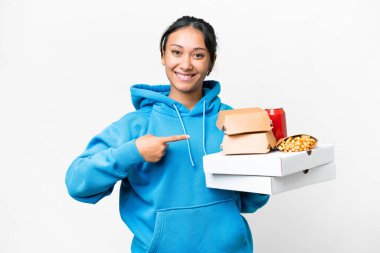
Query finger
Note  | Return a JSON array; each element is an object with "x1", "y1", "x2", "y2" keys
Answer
[{"x1": 160, "y1": 135, "x2": 190, "y2": 143}]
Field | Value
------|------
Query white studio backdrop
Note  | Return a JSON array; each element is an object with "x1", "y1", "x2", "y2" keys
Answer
[{"x1": 1, "y1": 0, "x2": 379, "y2": 252}]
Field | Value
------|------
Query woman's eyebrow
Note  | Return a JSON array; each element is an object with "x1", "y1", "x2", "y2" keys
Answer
[
  {"x1": 169, "y1": 44, "x2": 207, "y2": 51},
  {"x1": 169, "y1": 44, "x2": 182, "y2": 47},
  {"x1": 193, "y1": 48, "x2": 207, "y2": 51}
]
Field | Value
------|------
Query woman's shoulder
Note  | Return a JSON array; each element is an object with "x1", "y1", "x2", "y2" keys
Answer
[
  {"x1": 121, "y1": 106, "x2": 152, "y2": 117},
  {"x1": 111, "y1": 108, "x2": 152, "y2": 134}
]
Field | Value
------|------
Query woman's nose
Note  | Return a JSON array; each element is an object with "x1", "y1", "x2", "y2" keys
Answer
[{"x1": 180, "y1": 56, "x2": 193, "y2": 70}]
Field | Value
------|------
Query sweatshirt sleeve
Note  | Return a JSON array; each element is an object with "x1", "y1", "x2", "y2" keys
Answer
[
  {"x1": 65, "y1": 123, "x2": 145, "y2": 204},
  {"x1": 240, "y1": 192, "x2": 270, "y2": 213}
]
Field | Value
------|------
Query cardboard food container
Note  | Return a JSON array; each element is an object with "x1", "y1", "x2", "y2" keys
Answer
[
  {"x1": 204, "y1": 144, "x2": 334, "y2": 177},
  {"x1": 205, "y1": 162, "x2": 336, "y2": 195},
  {"x1": 217, "y1": 107, "x2": 276, "y2": 154},
  {"x1": 221, "y1": 131, "x2": 276, "y2": 154},
  {"x1": 216, "y1": 108, "x2": 272, "y2": 135}
]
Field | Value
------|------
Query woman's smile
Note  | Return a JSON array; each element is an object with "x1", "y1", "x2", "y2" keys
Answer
[{"x1": 174, "y1": 71, "x2": 197, "y2": 81}]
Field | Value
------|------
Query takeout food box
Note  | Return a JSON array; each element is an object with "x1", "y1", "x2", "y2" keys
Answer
[
  {"x1": 204, "y1": 144, "x2": 334, "y2": 176},
  {"x1": 221, "y1": 132, "x2": 276, "y2": 154},
  {"x1": 217, "y1": 108, "x2": 276, "y2": 154},
  {"x1": 216, "y1": 108, "x2": 272, "y2": 135},
  {"x1": 205, "y1": 162, "x2": 336, "y2": 195},
  {"x1": 203, "y1": 144, "x2": 335, "y2": 195}
]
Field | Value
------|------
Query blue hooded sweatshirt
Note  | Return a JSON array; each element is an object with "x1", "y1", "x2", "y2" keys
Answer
[{"x1": 65, "y1": 80, "x2": 269, "y2": 253}]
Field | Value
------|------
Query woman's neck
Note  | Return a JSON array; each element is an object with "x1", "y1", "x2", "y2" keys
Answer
[{"x1": 168, "y1": 89, "x2": 202, "y2": 111}]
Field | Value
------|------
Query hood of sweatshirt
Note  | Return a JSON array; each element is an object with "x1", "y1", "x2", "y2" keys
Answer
[{"x1": 131, "y1": 80, "x2": 221, "y2": 117}]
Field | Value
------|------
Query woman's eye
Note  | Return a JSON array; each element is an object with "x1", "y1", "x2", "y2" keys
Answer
[
  {"x1": 171, "y1": 50, "x2": 181, "y2": 56},
  {"x1": 194, "y1": 53, "x2": 205, "y2": 59}
]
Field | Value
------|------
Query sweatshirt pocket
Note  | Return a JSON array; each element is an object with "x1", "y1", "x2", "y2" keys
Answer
[{"x1": 147, "y1": 199, "x2": 249, "y2": 253}]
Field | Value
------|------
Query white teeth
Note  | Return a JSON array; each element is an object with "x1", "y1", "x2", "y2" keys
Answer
[{"x1": 176, "y1": 72, "x2": 194, "y2": 81}]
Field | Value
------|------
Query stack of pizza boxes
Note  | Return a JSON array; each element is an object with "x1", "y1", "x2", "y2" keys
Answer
[
  {"x1": 203, "y1": 107, "x2": 336, "y2": 195},
  {"x1": 216, "y1": 107, "x2": 276, "y2": 154}
]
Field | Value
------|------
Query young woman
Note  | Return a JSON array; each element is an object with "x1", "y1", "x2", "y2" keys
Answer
[{"x1": 65, "y1": 16, "x2": 269, "y2": 253}]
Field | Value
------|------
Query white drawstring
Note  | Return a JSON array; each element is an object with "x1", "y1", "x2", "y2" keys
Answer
[
  {"x1": 172, "y1": 101, "x2": 208, "y2": 167},
  {"x1": 173, "y1": 104, "x2": 195, "y2": 167},
  {"x1": 202, "y1": 100, "x2": 208, "y2": 156}
]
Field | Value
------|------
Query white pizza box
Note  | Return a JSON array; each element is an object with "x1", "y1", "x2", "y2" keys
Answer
[
  {"x1": 203, "y1": 144, "x2": 334, "y2": 177},
  {"x1": 205, "y1": 162, "x2": 336, "y2": 195}
]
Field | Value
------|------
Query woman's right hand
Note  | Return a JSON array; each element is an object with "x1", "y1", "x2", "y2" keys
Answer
[{"x1": 135, "y1": 134, "x2": 190, "y2": 162}]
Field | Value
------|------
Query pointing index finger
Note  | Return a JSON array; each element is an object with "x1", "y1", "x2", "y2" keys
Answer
[{"x1": 160, "y1": 135, "x2": 190, "y2": 143}]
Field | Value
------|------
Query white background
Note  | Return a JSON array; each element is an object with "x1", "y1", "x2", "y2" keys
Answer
[{"x1": 1, "y1": 0, "x2": 379, "y2": 252}]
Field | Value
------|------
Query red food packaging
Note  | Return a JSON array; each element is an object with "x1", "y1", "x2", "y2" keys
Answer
[{"x1": 265, "y1": 108, "x2": 287, "y2": 141}]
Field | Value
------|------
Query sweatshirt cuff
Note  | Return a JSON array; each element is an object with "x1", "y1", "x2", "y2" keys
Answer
[{"x1": 112, "y1": 139, "x2": 145, "y2": 174}]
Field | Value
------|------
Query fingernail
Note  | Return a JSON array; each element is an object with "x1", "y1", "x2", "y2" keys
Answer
[{"x1": 186, "y1": 135, "x2": 190, "y2": 139}]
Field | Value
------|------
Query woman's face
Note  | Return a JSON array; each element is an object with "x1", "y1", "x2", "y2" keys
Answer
[{"x1": 161, "y1": 26, "x2": 212, "y2": 96}]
